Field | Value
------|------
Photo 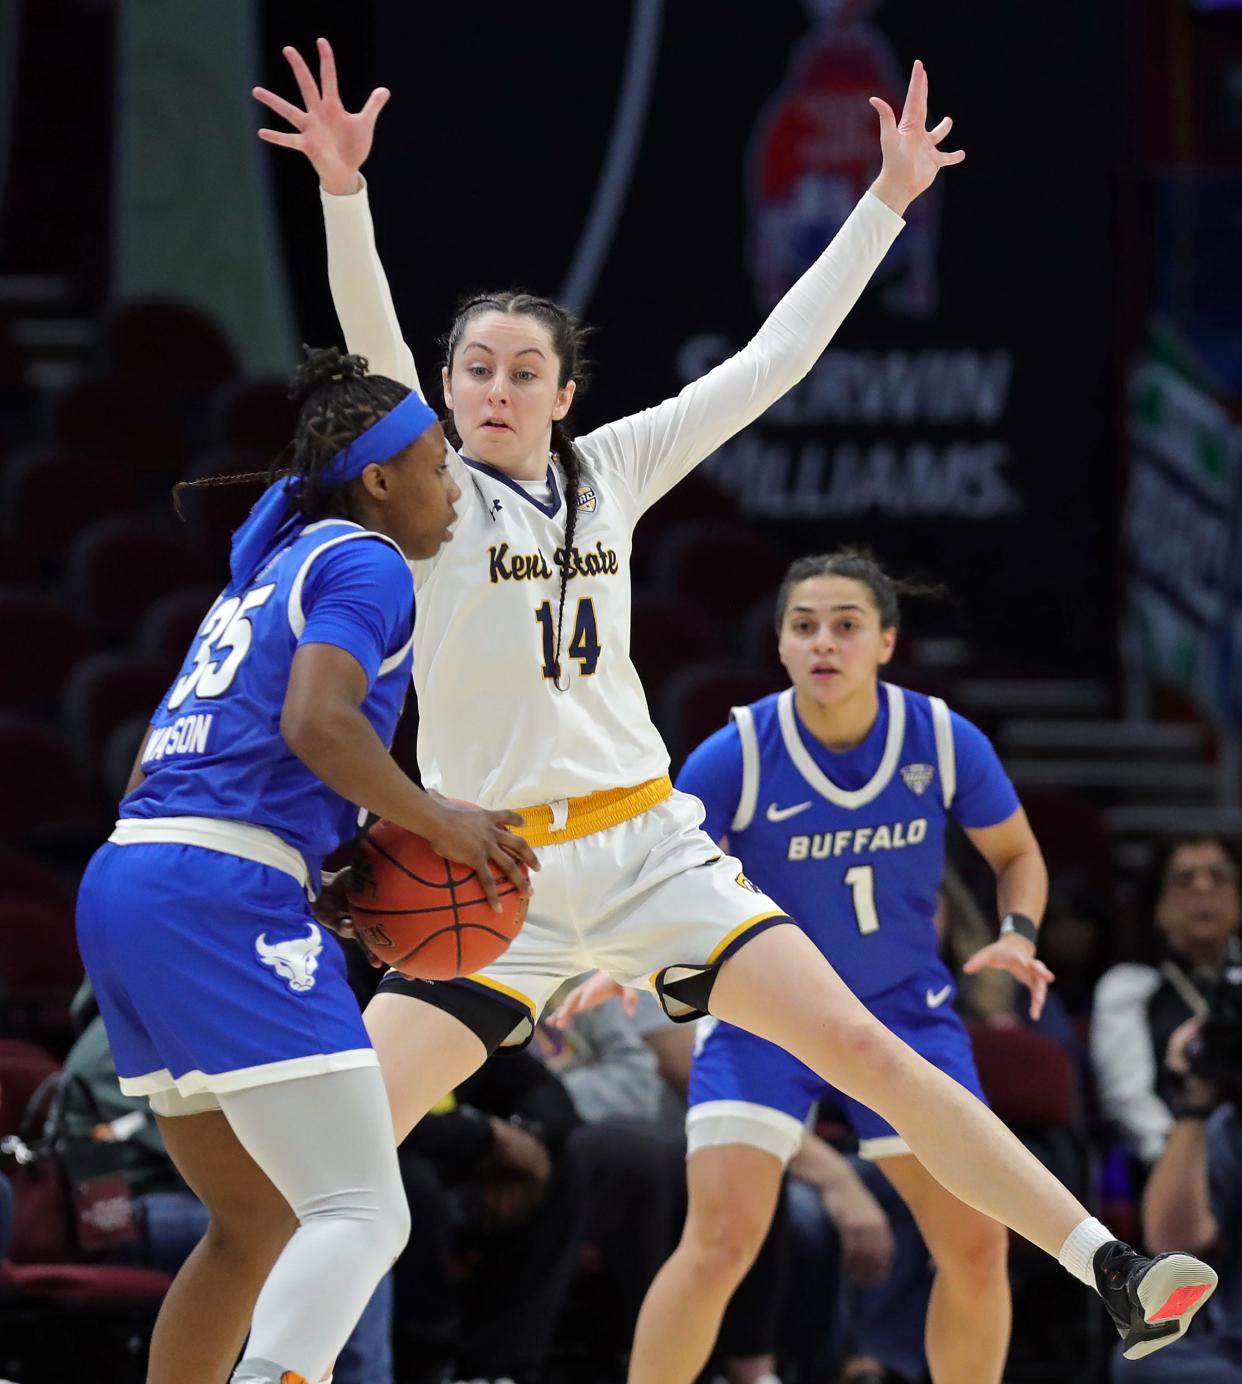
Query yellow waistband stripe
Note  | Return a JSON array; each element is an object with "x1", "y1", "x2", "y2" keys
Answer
[{"x1": 512, "y1": 775, "x2": 673, "y2": 847}]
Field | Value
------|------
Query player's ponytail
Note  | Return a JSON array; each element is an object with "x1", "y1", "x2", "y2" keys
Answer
[
  {"x1": 442, "y1": 292, "x2": 593, "y2": 690},
  {"x1": 774, "y1": 548, "x2": 947, "y2": 633},
  {"x1": 173, "y1": 345, "x2": 412, "y2": 524}
]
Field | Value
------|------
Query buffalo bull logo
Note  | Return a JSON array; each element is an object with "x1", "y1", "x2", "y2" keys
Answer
[{"x1": 255, "y1": 922, "x2": 324, "y2": 993}]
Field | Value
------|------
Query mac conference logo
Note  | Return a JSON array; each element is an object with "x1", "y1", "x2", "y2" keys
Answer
[{"x1": 900, "y1": 763, "x2": 936, "y2": 796}]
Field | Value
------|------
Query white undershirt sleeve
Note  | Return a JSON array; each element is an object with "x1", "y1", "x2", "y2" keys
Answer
[
  {"x1": 320, "y1": 177, "x2": 422, "y2": 394},
  {"x1": 1089, "y1": 963, "x2": 1172, "y2": 1164},
  {"x1": 580, "y1": 191, "x2": 905, "y2": 514}
]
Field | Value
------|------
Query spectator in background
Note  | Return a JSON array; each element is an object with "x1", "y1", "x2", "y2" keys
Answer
[
  {"x1": 537, "y1": 993, "x2": 686, "y2": 1381},
  {"x1": 944, "y1": 869, "x2": 1087, "y2": 1074},
  {"x1": 390, "y1": 1047, "x2": 583, "y2": 1384},
  {"x1": 1113, "y1": 993, "x2": 1242, "y2": 1382},
  {"x1": 57, "y1": 1008, "x2": 395, "y2": 1384},
  {"x1": 548, "y1": 988, "x2": 897, "y2": 1384},
  {"x1": 1037, "y1": 880, "x2": 1114, "y2": 1027},
  {"x1": 1092, "y1": 836, "x2": 1242, "y2": 1166}
]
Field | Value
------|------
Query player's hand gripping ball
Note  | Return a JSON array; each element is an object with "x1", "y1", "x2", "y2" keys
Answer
[{"x1": 347, "y1": 820, "x2": 529, "y2": 979}]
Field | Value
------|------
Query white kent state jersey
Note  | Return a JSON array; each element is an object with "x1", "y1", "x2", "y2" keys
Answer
[{"x1": 321, "y1": 180, "x2": 903, "y2": 809}]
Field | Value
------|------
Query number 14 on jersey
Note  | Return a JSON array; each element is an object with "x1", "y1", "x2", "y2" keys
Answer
[{"x1": 535, "y1": 598, "x2": 601, "y2": 680}]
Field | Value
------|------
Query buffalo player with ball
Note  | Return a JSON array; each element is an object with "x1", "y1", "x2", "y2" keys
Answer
[
  {"x1": 74, "y1": 347, "x2": 537, "y2": 1384},
  {"x1": 248, "y1": 39, "x2": 1218, "y2": 1381}
]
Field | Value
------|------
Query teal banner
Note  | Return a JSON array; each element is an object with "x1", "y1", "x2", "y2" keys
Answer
[
  {"x1": 115, "y1": 0, "x2": 295, "y2": 374},
  {"x1": 1125, "y1": 327, "x2": 1242, "y2": 725}
]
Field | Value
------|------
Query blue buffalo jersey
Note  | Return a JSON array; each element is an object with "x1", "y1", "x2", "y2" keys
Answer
[
  {"x1": 677, "y1": 683, "x2": 1019, "y2": 1000},
  {"x1": 122, "y1": 519, "x2": 415, "y2": 881}
]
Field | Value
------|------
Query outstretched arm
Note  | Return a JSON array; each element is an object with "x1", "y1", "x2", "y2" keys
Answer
[
  {"x1": 253, "y1": 39, "x2": 420, "y2": 393},
  {"x1": 583, "y1": 60, "x2": 964, "y2": 513}
]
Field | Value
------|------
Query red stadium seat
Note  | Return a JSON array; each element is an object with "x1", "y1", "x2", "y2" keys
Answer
[
  {"x1": 734, "y1": 595, "x2": 785, "y2": 674},
  {"x1": 64, "y1": 517, "x2": 212, "y2": 634},
  {"x1": 176, "y1": 446, "x2": 270, "y2": 555},
  {"x1": 1, "y1": 1098, "x2": 170, "y2": 1377},
  {"x1": 0, "y1": 533, "x2": 37, "y2": 587},
  {"x1": 0, "y1": 714, "x2": 102, "y2": 841},
  {"x1": 651, "y1": 521, "x2": 790, "y2": 626},
  {"x1": 0, "y1": 897, "x2": 83, "y2": 1033},
  {"x1": 212, "y1": 375, "x2": 297, "y2": 453},
  {"x1": 630, "y1": 597, "x2": 725, "y2": 689},
  {"x1": 0, "y1": 588, "x2": 95, "y2": 715},
  {"x1": 0, "y1": 1038, "x2": 60, "y2": 1139},
  {"x1": 966, "y1": 1022, "x2": 1078, "y2": 1128},
  {"x1": 102, "y1": 716, "x2": 151, "y2": 804},
  {"x1": 49, "y1": 375, "x2": 186, "y2": 477},
  {"x1": 0, "y1": 846, "x2": 68, "y2": 910},
  {"x1": 656, "y1": 661, "x2": 785, "y2": 766},
  {"x1": 1, "y1": 447, "x2": 144, "y2": 568},
  {"x1": 100, "y1": 298, "x2": 238, "y2": 393},
  {"x1": 62, "y1": 652, "x2": 170, "y2": 761},
  {"x1": 137, "y1": 586, "x2": 217, "y2": 671},
  {"x1": 631, "y1": 469, "x2": 739, "y2": 551},
  {"x1": 1019, "y1": 789, "x2": 1115, "y2": 891}
]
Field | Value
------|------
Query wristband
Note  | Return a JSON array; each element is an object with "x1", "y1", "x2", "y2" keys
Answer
[{"x1": 1000, "y1": 913, "x2": 1039, "y2": 945}]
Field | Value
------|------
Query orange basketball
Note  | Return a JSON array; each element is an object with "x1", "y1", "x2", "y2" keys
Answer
[{"x1": 347, "y1": 820, "x2": 529, "y2": 980}]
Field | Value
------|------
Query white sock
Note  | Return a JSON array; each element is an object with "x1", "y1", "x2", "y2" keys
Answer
[{"x1": 1058, "y1": 1216, "x2": 1117, "y2": 1288}]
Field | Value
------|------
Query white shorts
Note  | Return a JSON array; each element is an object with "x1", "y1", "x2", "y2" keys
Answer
[{"x1": 375, "y1": 784, "x2": 790, "y2": 1048}]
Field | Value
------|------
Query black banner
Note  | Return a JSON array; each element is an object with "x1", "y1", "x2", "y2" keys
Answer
[{"x1": 267, "y1": 0, "x2": 1125, "y2": 673}]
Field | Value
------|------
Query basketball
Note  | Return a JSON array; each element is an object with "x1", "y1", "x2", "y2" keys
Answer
[{"x1": 346, "y1": 820, "x2": 529, "y2": 980}]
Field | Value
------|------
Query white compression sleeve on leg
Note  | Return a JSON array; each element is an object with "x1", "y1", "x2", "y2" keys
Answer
[{"x1": 223, "y1": 1066, "x2": 409, "y2": 1384}]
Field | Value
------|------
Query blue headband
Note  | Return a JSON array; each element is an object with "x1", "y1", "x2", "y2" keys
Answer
[{"x1": 226, "y1": 388, "x2": 440, "y2": 595}]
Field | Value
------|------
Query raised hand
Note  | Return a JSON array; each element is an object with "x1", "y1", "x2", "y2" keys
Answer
[
  {"x1": 546, "y1": 970, "x2": 638, "y2": 1029},
  {"x1": 252, "y1": 37, "x2": 389, "y2": 196},
  {"x1": 868, "y1": 59, "x2": 964, "y2": 216}
]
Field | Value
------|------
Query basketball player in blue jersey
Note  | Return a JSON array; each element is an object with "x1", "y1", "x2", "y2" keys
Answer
[
  {"x1": 255, "y1": 41, "x2": 1218, "y2": 1378},
  {"x1": 599, "y1": 547, "x2": 1051, "y2": 1384},
  {"x1": 75, "y1": 347, "x2": 537, "y2": 1384}
]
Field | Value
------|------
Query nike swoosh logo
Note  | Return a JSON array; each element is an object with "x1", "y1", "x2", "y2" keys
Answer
[
  {"x1": 766, "y1": 801, "x2": 813, "y2": 823},
  {"x1": 926, "y1": 985, "x2": 953, "y2": 1009}
]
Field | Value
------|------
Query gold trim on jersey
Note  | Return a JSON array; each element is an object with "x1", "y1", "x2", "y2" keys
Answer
[
  {"x1": 511, "y1": 775, "x2": 673, "y2": 847},
  {"x1": 706, "y1": 910, "x2": 788, "y2": 965},
  {"x1": 646, "y1": 909, "x2": 790, "y2": 990}
]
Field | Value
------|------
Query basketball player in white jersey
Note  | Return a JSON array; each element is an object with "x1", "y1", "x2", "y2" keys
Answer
[{"x1": 251, "y1": 41, "x2": 1216, "y2": 1373}]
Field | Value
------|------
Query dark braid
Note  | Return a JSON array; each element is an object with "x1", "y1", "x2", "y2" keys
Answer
[
  {"x1": 550, "y1": 420, "x2": 582, "y2": 690},
  {"x1": 444, "y1": 292, "x2": 592, "y2": 689},
  {"x1": 173, "y1": 345, "x2": 412, "y2": 520},
  {"x1": 774, "y1": 547, "x2": 947, "y2": 633}
]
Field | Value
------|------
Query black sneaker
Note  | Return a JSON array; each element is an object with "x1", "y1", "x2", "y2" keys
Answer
[{"x1": 1093, "y1": 1240, "x2": 1218, "y2": 1359}]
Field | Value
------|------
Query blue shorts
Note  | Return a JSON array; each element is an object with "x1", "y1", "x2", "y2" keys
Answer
[
  {"x1": 687, "y1": 961, "x2": 988, "y2": 1161},
  {"x1": 76, "y1": 842, "x2": 375, "y2": 1102}
]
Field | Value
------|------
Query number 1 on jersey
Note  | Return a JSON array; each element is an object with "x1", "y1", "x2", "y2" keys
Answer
[
  {"x1": 844, "y1": 864, "x2": 880, "y2": 935},
  {"x1": 535, "y1": 598, "x2": 601, "y2": 680}
]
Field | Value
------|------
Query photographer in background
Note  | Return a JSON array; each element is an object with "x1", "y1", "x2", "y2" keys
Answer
[
  {"x1": 1092, "y1": 836, "x2": 1242, "y2": 1166},
  {"x1": 1113, "y1": 961, "x2": 1242, "y2": 1380}
]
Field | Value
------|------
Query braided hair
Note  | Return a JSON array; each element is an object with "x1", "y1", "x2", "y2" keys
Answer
[
  {"x1": 444, "y1": 292, "x2": 591, "y2": 691},
  {"x1": 774, "y1": 547, "x2": 946, "y2": 633},
  {"x1": 174, "y1": 345, "x2": 410, "y2": 521}
]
